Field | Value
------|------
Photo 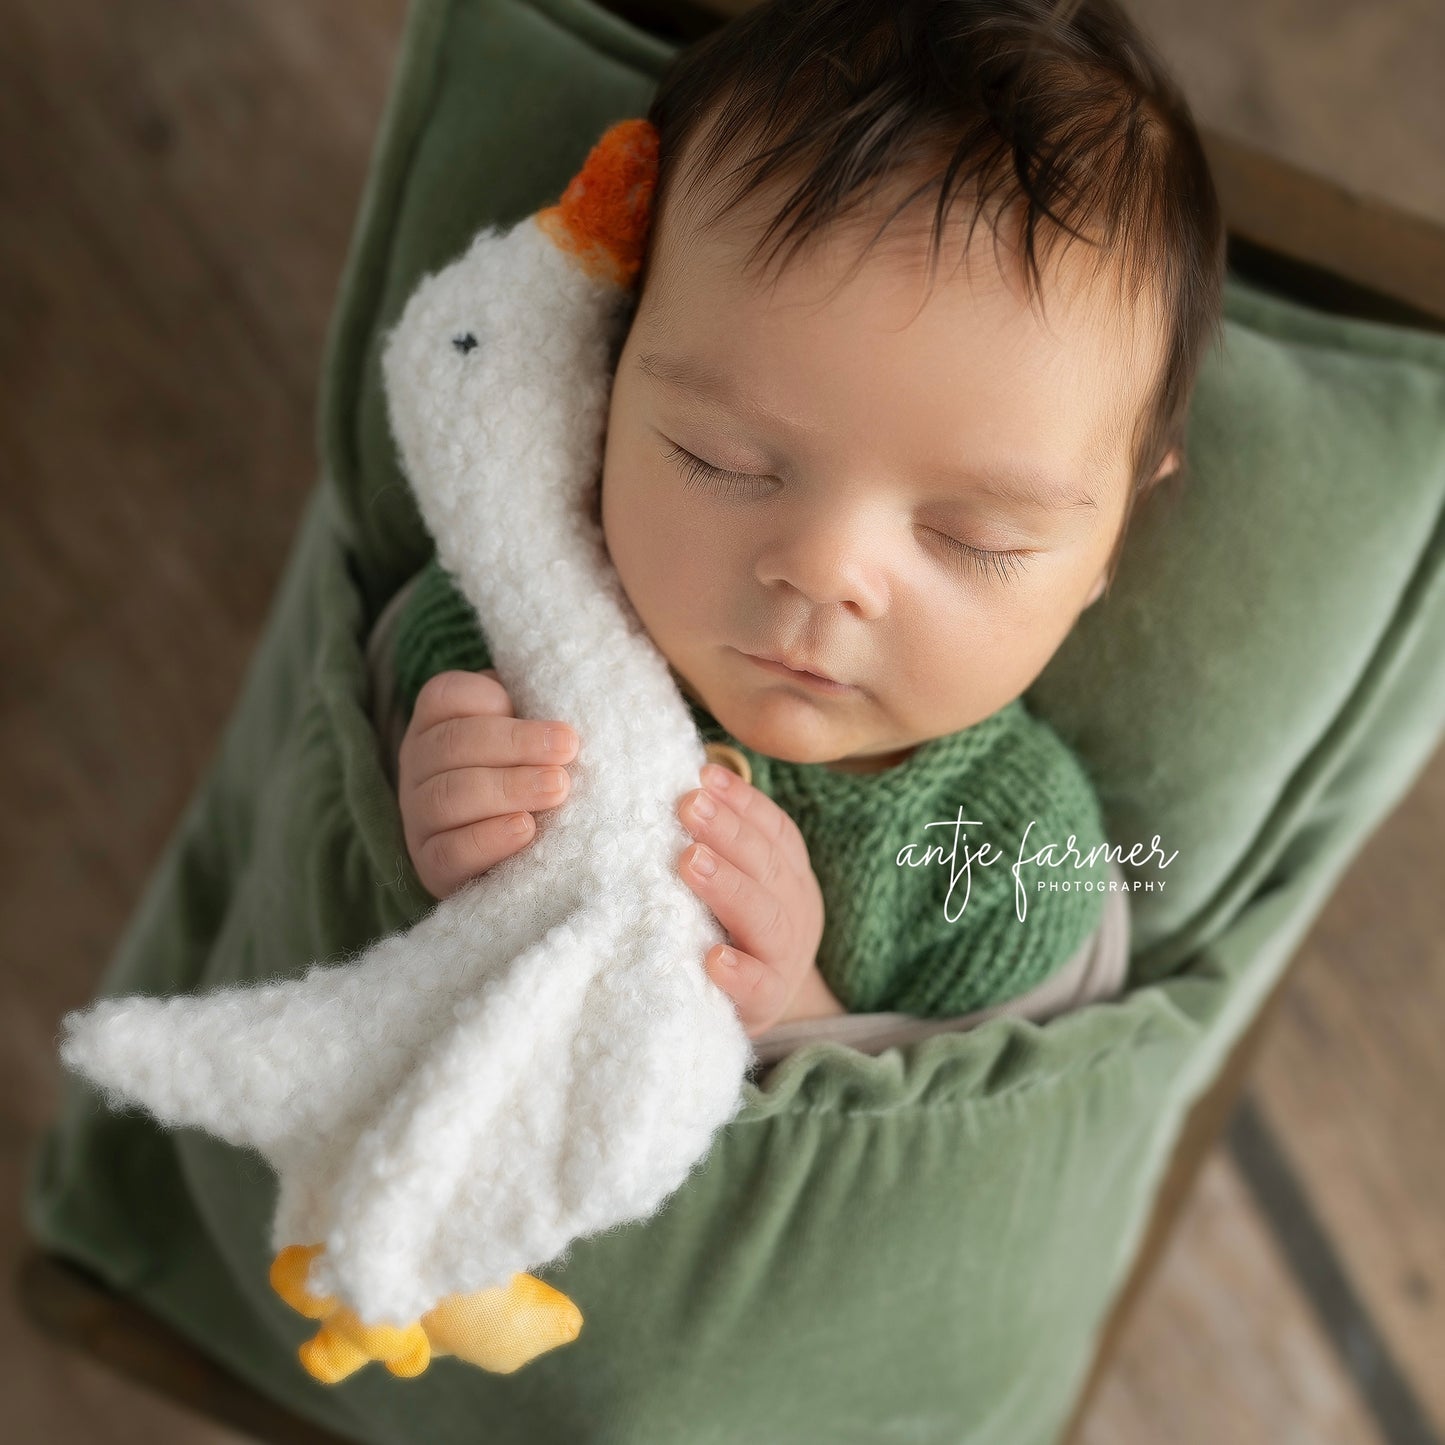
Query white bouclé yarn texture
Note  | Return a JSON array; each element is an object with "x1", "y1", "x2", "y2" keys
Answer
[{"x1": 58, "y1": 216, "x2": 754, "y2": 1327}]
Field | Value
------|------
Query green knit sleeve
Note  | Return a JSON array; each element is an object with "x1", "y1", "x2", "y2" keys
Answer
[
  {"x1": 878, "y1": 726, "x2": 1114, "y2": 1017},
  {"x1": 391, "y1": 554, "x2": 494, "y2": 722}
]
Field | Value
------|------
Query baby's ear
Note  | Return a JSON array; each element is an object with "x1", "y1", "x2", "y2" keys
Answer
[{"x1": 1151, "y1": 447, "x2": 1182, "y2": 484}]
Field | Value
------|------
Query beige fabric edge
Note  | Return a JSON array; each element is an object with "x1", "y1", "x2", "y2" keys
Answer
[{"x1": 364, "y1": 573, "x2": 1131, "y2": 1069}]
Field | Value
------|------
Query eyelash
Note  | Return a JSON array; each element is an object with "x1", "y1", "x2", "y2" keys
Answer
[
  {"x1": 659, "y1": 440, "x2": 1033, "y2": 584},
  {"x1": 662, "y1": 440, "x2": 768, "y2": 499}
]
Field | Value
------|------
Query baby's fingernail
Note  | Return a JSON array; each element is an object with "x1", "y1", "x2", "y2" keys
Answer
[
  {"x1": 703, "y1": 764, "x2": 732, "y2": 791},
  {"x1": 544, "y1": 727, "x2": 574, "y2": 752},
  {"x1": 716, "y1": 948, "x2": 736, "y2": 968},
  {"x1": 691, "y1": 846, "x2": 717, "y2": 877}
]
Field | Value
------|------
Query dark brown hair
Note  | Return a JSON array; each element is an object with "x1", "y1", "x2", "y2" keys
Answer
[{"x1": 633, "y1": 0, "x2": 1227, "y2": 590}]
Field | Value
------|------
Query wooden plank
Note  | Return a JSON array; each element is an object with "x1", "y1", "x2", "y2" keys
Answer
[
  {"x1": 1247, "y1": 740, "x2": 1445, "y2": 1436},
  {"x1": 1206, "y1": 132, "x2": 1445, "y2": 328},
  {"x1": 16, "y1": 1251, "x2": 351, "y2": 1445},
  {"x1": 1078, "y1": 1151, "x2": 1387, "y2": 1445}
]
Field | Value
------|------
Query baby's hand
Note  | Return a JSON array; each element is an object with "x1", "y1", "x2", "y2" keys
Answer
[
  {"x1": 676, "y1": 764, "x2": 842, "y2": 1038},
  {"x1": 396, "y1": 669, "x2": 578, "y2": 901}
]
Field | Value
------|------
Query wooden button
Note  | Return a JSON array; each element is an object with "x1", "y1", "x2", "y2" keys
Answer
[{"x1": 703, "y1": 742, "x2": 752, "y2": 787}]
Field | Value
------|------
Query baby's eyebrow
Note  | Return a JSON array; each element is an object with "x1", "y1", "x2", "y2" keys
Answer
[
  {"x1": 938, "y1": 463, "x2": 1099, "y2": 512},
  {"x1": 637, "y1": 349, "x2": 810, "y2": 433},
  {"x1": 639, "y1": 348, "x2": 1099, "y2": 511}
]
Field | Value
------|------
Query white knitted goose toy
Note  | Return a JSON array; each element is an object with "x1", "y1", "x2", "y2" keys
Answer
[{"x1": 57, "y1": 119, "x2": 755, "y2": 1382}]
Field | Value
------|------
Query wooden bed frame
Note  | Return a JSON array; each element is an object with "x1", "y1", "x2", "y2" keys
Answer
[{"x1": 17, "y1": 2, "x2": 1445, "y2": 1440}]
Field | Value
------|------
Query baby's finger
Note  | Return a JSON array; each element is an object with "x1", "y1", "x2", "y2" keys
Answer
[
  {"x1": 679, "y1": 840, "x2": 789, "y2": 967},
  {"x1": 415, "y1": 811, "x2": 537, "y2": 900},
  {"x1": 412, "y1": 669, "x2": 515, "y2": 729},
  {"x1": 696, "y1": 764, "x2": 810, "y2": 874},
  {"x1": 417, "y1": 762, "x2": 572, "y2": 836},
  {"x1": 702, "y1": 943, "x2": 788, "y2": 1039},
  {"x1": 406, "y1": 711, "x2": 578, "y2": 788},
  {"x1": 677, "y1": 783, "x2": 787, "y2": 894}
]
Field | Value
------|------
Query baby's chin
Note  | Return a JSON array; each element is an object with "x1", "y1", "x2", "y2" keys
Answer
[{"x1": 691, "y1": 685, "x2": 870, "y2": 766}]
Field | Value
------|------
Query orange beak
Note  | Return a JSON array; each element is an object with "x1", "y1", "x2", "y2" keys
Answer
[{"x1": 535, "y1": 118, "x2": 659, "y2": 289}]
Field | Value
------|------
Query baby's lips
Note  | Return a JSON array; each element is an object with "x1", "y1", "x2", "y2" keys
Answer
[{"x1": 534, "y1": 118, "x2": 659, "y2": 288}]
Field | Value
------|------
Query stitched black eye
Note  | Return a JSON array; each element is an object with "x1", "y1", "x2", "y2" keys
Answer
[{"x1": 452, "y1": 332, "x2": 479, "y2": 355}]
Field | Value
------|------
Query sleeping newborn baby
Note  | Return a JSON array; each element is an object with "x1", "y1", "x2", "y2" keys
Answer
[{"x1": 378, "y1": 0, "x2": 1225, "y2": 1052}]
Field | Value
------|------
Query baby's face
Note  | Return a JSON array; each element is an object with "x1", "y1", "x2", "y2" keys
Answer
[{"x1": 599, "y1": 185, "x2": 1171, "y2": 773}]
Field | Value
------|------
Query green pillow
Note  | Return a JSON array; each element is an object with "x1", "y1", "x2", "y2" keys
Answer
[{"x1": 1033, "y1": 278, "x2": 1445, "y2": 975}]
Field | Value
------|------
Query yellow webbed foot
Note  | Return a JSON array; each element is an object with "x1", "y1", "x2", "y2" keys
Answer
[
  {"x1": 421, "y1": 1272, "x2": 583, "y2": 1373},
  {"x1": 297, "y1": 1318, "x2": 372, "y2": 1384},
  {"x1": 270, "y1": 1244, "x2": 430, "y2": 1382},
  {"x1": 269, "y1": 1247, "x2": 581, "y2": 1380},
  {"x1": 270, "y1": 1243, "x2": 336, "y2": 1319},
  {"x1": 319, "y1": 1304, "x2": 431, "y2": 1379}
]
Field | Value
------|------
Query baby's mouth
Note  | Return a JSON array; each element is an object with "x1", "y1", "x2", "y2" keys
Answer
[{"x1": 737, "y1": 648, "x2": 858, "y2": 695}]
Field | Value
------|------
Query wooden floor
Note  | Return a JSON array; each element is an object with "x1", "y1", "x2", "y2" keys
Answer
[{"x1": 2, "y1": 1, "x2": 1442, "y2": 1441}]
